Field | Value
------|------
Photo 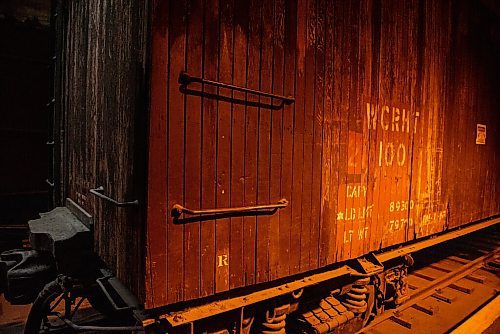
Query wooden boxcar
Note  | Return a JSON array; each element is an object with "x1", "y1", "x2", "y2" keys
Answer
[{"x1": 44, "y1": 0, "x2": 500, "y2": 330}]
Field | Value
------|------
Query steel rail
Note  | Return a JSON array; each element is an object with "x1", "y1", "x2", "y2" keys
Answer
[
  {"x1": 61, "y1": 318, "x2": 144, "y2": 332},
  {"x1": 357, "y1": 248, "x2": 500, "y2": 333}
]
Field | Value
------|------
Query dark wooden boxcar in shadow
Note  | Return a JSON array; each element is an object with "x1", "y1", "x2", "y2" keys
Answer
[
  {"x1": 55, "y1": 0, "x2": 500, "y2": 309},
  {"x1": 53, "y1": 0, "x2": 150, "y2": 300}
]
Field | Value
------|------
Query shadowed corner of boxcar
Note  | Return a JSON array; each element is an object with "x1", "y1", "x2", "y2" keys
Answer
[{"x1": 151, "y1": 0, "x2": 168, "y2": 35}]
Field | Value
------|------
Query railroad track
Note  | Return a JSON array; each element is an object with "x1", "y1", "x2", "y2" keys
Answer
[{"x1": 360, "y1": 227, "x2": 500, "y2": 334}]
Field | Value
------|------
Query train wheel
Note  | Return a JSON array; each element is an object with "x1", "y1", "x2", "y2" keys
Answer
[
  {"x1": 24, "y1": 276, "x2": 66, "y2": 334},
  {"x1": 23, "y1": 275, "x2": 143, "y2": 334}
]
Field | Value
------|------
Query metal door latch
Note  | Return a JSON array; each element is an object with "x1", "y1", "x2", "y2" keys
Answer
[{"x1": 89, "y1": 186, "x2": 139, "y2": 207}]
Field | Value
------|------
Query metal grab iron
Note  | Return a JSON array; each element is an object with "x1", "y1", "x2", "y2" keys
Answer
[
  {"x1": 89, "y1": 186, "x2": 139, "y2": 207},
  {"x1": 178, "y1": 71, "x2": 295, "y2": 106},
  {"x1": 171, "y1": 199, "x2": 288, "y2": 218}
]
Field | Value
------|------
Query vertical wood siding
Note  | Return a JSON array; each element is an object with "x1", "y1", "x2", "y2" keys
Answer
[
  {"x1": 58, "y1": 0, "x2": 500, "y2": 308},
  {"x1": 147, "y1": 0, "x2": 500, "y2": 307},
  {"x1": 61, "y1": 0, "x2": 149, "y2": 300}
]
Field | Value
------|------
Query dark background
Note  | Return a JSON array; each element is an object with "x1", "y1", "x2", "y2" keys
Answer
[{"x1": 0, "y1": 0, "x2": 51, "y2": 251}]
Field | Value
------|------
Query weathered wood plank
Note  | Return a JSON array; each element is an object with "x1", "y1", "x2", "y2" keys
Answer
[
  {"x1": 166, "y1": 0, "x2": 187, "y2": 302},
  {"x1": 184, "y1": 0, "x2": 203, "y2": 300},
  {"x1": 300, "y1": 0, "x2": 315, "y2": 270},
  {"x1": 146, "y1": 0, "x2": 169, "y2": 307},
  {"x1": 319, "y1": 0, "x2": 335, "y2": 266},
  {"x1": 214, "y1": 0, "x2": 234, "y2": 293},
  {"x1": 255, "y1": 0, "x2": 273, "y2": 283},
  {"x1": 200, "y1": 0, "x2": 219, "y2": 298},
  {"x1": 278, "y1": 0, "x2": 297, "y2": 278},
  {"x1": 269, "y1": 0, "x2": 285, "y2": 280},
  {"x1": 229, "y1": 0, "x2": 249, "y2": 289},
  {"x1": 289, "y1": 0, "x2": 307, "y2": 275},
  {"x1": 242, "y1": 0, "x2": 261, "y2": 286}
]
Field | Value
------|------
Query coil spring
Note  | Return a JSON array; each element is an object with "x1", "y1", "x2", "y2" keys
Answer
[
  {"x1": 241, "y1": 316, "x2": 254, "y2": 334},
  {"x1": 395, "y1": 267, "x2": 410, "y2": 305},
  {"x1": 343, "y1": 278, "x2": 370, "y2": 314},
  {"x1": 260, "y1": 304, "x2": 289, "y2": 334}
]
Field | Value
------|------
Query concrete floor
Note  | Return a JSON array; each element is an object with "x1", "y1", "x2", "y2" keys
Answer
[
  {"x1": 0, "y1": 295, "x2": 29, "y2": 334},
  {"x1": 483, "y1": 318, "x2": 500, "y2": 334}
]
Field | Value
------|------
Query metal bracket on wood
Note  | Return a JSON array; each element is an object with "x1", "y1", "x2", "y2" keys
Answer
[
  {"x1": 89, "y1": 186, "x2": 139, "y2": 207},
  {"x1": 178, "y1": 71, "x2": 295, "y2": 107},
  {"x1": 348, "y1": 253, "x2": 385, "y2": 277},
  {"x1": 172, "y1": 199, "x2": 289, "y2": 218}
]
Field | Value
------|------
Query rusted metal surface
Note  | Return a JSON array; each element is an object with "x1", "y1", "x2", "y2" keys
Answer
[
  {"x1": 156, "y1": 264, "x2": 355, "y2": 327},
  {"x1": 89, "y1": 186, "x2": 139, "y2": 207},
  {"x1": 143, "y1": 217, "x2": 499, "y2": 328},
  {"x1": 178, "y1": 72, "x2": 295, "y2": 107},
  {"x1": 171, "y1": 199, "x2": 288, "y2": 219},
  {"x1": 146, "y1": 0, "x2": 500, "y2": 308}
]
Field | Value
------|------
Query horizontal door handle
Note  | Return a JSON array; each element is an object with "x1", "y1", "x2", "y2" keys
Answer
[
  {"x1": 179, "y1": 71, "x2": 295, "y2": 106},
  {"x1": 89, "y1": 186, "x2": 139, "y2": 207},
  {"x1": 172, "y1": 199, "x2": 288, "y2": 218}
]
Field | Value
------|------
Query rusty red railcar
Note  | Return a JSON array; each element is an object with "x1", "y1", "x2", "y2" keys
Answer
[
  {"x1": 144, "y1": 0, "x2": 500, "y2": 308},
  {"x1": 1, "y1": 0, "x2": 499, "y2": 333}
]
